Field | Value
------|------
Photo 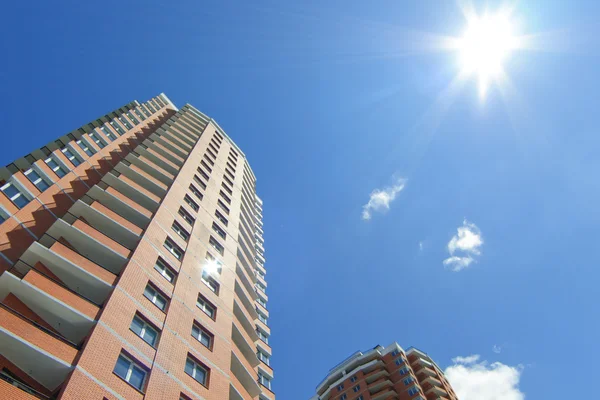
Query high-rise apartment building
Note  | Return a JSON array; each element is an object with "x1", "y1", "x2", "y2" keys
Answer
[
  {"x1": 310, "y1": 343, "x2": 457, "y2": 400},
  {"x1": 0, "y1": 94, "x2": 273, "y2": 400}
]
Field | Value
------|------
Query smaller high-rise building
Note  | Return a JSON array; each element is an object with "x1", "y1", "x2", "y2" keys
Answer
[{"x1": 310, "y1": 343, "x2": 457, "y2": 400}]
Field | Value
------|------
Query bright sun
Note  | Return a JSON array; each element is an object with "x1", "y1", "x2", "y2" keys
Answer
[{"x1": 458, "y1": 12, "x2": 519, "y2": 96}]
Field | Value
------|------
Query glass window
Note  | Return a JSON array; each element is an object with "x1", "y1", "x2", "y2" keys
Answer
[
  {"x1": 258, "y1": 373, "x2": 271, "y2": 389},
  {"x1": 154, "y1": 258, "x2": 175, "y2": 283},
  {"x1": 76, "y1": 139, "x2": 95, "y2": 156},
  {"x1": 193, "y1": 175, "x2": 207, "y2": 190},
  {"x1": 219, "y1": 190, "x2": 231, "y2": 204},
  {"x1": 395, "y1": 357, "x2": 405, "y2": 366},
  {"x1": 89, "y1": 132, "x2": 106, "y2": 148},
  {"x1": 61, "y1": 147, "x2": 82, "y2": 166},
  {"x1": 351, "y1": 376, "x2": 357, "y2": 383},
  {"x1": 185, "y1": 357, "x2": 208, "y2": 386},
  {"x1": 203, "y1": 154, "x2": 214, "y2": 166},
  {"x1": 357, "y1": 396, "x2": 364, "y2": 400},
  {"x1": 114, "y1": 353, "x2": 147, "y2": 391},
  {"x1": 146, "y1": 102, "x2": 156, "y2": 113},
  {"x1": 391, "y1": 349, "x2": 400, "y2": 356},
  {"x1": 119, "y1": 116, "x2": 133, "y2": 130},
  {"x1": 197, "y1": 168, "x2": 210, "y2": 182},
  {"x1": 340, "y1": 395, "x2": 347, "y2": 400},
  {"x1": 399, "y1": 367, "x2": 409, "y2": 376},
  {"x1": 212, "y1": 222, "x2": 226, "y2": 240},
  {"x1": 184, "y1": 195, "x2": 199, "y2": 212},
  {"x1": 126, "y1": 111, "x2": 140, "y2": 125},
  {"x1": 353, "y1": 385, "x2": 360, "y2": 392},
  {"x1": 214, "y1": 210, "x2": 228, "y2": 227},
  {"x1": 225, "y1": 168, "x2": 235, "y2": 180},
  {"x1": 217, "y1": 200, "x2": 230, "y2": 215},
  {"x1": 208, "y1": 236, "x2": 224, "y2": 255},
  {"x1": 45, "y1": 156, "x2": 67, "y2": 178},
  {"x1": 257, "y1": 349, "x2": 270, "y2": 365},
  {"x1": 408, "y1": 387, "x2": 420, "y2": 396},
  {"x1": 172, "y1": 221, "x2": 190, "y2": 242},
  {"x1": 110, "y1": 120, "x2": 125, "y2": 135},
  {"x1": 164, "y1": 237, "x2": 184, "y2": 260},
  {"x1": 102, "y1": 125, "x2": 117, "y2": 141},
  {"x1": 189, "y1": 184, "x2": 203, "y2": 201},
  {"x1": 404, "y1": 377, "x2": 414, "y2": 386},
  {"x1": 178, "y1": 207, "x2": 195, "y2": 226},
  {"x1": 257, "y1": 328, "x2": 269, "y2": 344},
  {"x1": 201, "y1": 271, "x2": 219, "y2": 294},
  {"x1": 204, "y1": 252, "x2": 222, "y2": 275},
  {"x1": 200, "y1": 160, "x2": 212, "y2": 174},
  {"x1": 192, "y1": 323, "x2": 213, "y2": 349},
  {"x1": 256, "y1": 296, "x2": 267, "y2": 308},
  {"x1": 197, "y1": 295, "x2": 215, "y2": 319},
  {"x1": 144, "y1": 283, "x2": 167, "y2": 311},
  {"x1": 141, "y1": 105, "x2": 152, "y2": 117},
  {"x1": 130, "y1": 314, "x2": 159, "y2": 347},
  {"x1": 135, "y1": 108, "x2": 147, "y2": 121},
  {"x1": 1, "y1": 182, "x2": 30, "y2": 208},
  {"x1": 24, "y1": 168, "x2": 50, "y2": 191},
  {"x1": 221, "y1": 182, "x2": 232, "y2": 195},
  {"x1": 257, "y1": 310, "x2": 268, "y2": 325}
]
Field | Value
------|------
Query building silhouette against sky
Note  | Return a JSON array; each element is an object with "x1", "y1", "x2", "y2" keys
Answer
[
  {"x1": 310, "y1": 343, "x2": 457, "y2": 400},
  {"x1": 0, "y1": 94, "x2": 273, "y2": 399}
]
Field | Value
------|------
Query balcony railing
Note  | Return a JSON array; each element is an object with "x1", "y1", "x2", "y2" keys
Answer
[{"x1": 0, "y1": 371, "x2": 50, "y2": 400}]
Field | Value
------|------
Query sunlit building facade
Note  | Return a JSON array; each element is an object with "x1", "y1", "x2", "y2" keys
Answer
[
  {"x1": 310, "y1": 343, "x2": 457, "y2": 400},
  {"x1": 0, "y1": 94, "x2": 273, "y2": 399}
]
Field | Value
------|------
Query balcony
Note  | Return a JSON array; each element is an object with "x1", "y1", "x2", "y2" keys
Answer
[
  {"x1": 235, "y1": 264, "x2": 257, "y2": 301},
  {"x1": 0, "y1": 370, "x2": 51, "y2": 399},
  {"x1": 19, "y1": 240, "x2": 114, "y2": 305},
  {"x1": 86, "y1": 185, "x2": 151, "y2": 229},
  {"x1": 101, "y1": 172, "x2": 160, "y2": 213},
  {"x1": 425, "y1": 386, "x2": 448, "y2": 397},
  {"x1": 0, "y1": 305, "x2": 75, "y2": 392},
  {"x1": 231, "y1": 322, "x2": 260, "y2": 368},
  {"x1": 370, "y1": 388, "x2": 394, "y2": 400},
  {"x1": 418, "y1": 366, "x2": 437, "y2": 377},
  {"x1": 134, "y1": 146, "x2": 179, "y2": 176},
  {"x1": 0, "y1": 271, "x2": 95, "y2": 345},
  {"x1": 125, "y1": 153, "x2": 174, "y2": 187},
  {"x1": 46, "y1": 219, "x2": 128, "y2": 275},
  {"x1": 230, "y1": 351, "x2": 260, "y2": 398},
  {"x1": 368, "y1": 377, "x2": 393, "y2": 394},
  {"x1": 142, "y1": 139, "x2": 184, "y2": 167},
  {"x1": 234, "y1": 281, "x2": 258, "y2": 320},
  {"x1": 114, "y1": 162, "x2": 167, "y2": 198},
  {"x1": 233, "y1": 299, "x2": 259, "y2": 342},
  {"x1": 364, "y1": 367, "x2": 389, "y2": 384},
  {"x1": 68, "y1": 200, "x2": 141, "y2": 250},
  {"x1": 421, "y1": 375, "x2": 443, "y2": 388}
]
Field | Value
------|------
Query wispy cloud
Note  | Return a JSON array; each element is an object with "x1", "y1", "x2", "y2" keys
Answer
[
  {"x1": 493, "y1": 344, "x2": 502, "y2": 354},
  {"x1": 445, "y1": 355, "x2": 525, "y2": 400},
  {"x1": 361, "y1": 177, "x2": 406, "y2": 221},
  {"x1": 418, "y1": 241, "x2": 424, "y2": 251},
  {"x1": 443, "y1": 219, "x2": 483, "y2": 271}
]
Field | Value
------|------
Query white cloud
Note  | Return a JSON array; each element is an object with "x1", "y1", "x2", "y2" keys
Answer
[
  {"x1": 446, "y1": 355, "x2": 525, "y2": 400},
  {"x1": 419, "y1": 241, "x2": 424, "y2": 251},
  {"x1": 493, "y1": 345, "x2": 502, "y2": 354},
  {"x1": 361, "y1": 177, "x2": 406, "y2": 220},
  {"x1": 443, "y1": 219, "x2": 483, "y2": 271}
]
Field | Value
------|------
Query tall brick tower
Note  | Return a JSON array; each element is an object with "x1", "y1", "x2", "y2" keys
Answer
[
  {"x1": 310, "y1": 343, "x2": 457, "y2": 400},
  {"x1": 0, "y1": 94, "x2": 273, "y2": 400}
]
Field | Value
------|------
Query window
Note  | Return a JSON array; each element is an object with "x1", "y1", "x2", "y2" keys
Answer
[
  {"x1": 209, "y1": 236, "x2": 224, "y2": 255},
  {"x1": 217, "y1": 200, "x2": 230, "y2": 215},
  {"x1": 256, "y1": 296, "x2": 267, "y2": 308},
  {"x1": 45, "y1": 156, "x2": 67, "y2": 178},
  {"x1": 214, "y1": 132, "x2": 223, "y2": 141},
  {"x1": 391, "y1": 349, "x2": 400, "y2": 356},
  {"x1": 197, "y1": 294, "x2": 216, "y2": 319},
  {"x1": 185, "y1": 356, "x2": 208, "y2": 386},
  {"x1": 357, "y1": 396, "x2": 364, "y2": 400},
  {"x1": 257, "y1": 310, "x2": 268, "y2": 325},
  {"x1": 130, "y1": 314, "x2": 159, "y2": 347},
  {"x1": 230, "y1": 149, "x2": 239, "y2": 158},
  {"x1": 226, "y1": 162, "x2": 235, "y2": 172},
  {"x1": 144, "y1": 283, "x2": 168, "y2": 311},
  {"x1": 76, "y1": 139, "x2": 95, "y2": 156},
  {"x1": 203, "y1": 154, "x2": 214, "y2": 166},
  {"x1": 340, "y1": 395, "x2": 347, "y2": 400},
  {"x1": 201, "y1": 271, "x2": 219, "y2": 294},
  {"x1": 257, "y1": 328, "x2": 269, "y2": 344},
  {"x1": 225, "y1": 169, "x2": 234, "y2": 180},
  {"x1": 258, "y1": 373, "x2": 271, "y2": 390},
  {"x1": 184, "y1": 195, "x2": 199, "y2": 212},
  {"x1": 210, "y1": 138, "x2": 221, "y2": 148},
  {"x1": 1, "y1": 182, "x2": 30, "y2": 208},
  {"x1": 89, "y1": 132, "x2": 106, "y2": 148},
  {"x1": 214, "y1": 210, "x2": 228, "y2": 226},
  {"x1": 208, "y1": 142, "x2": 219, "y2": 154},
  {"x1": 200, "y1": 160, "x2": 212, "y2": 173},
  {"x1": 24, "y1": 168, "x2": 50, "y2": 191},
  {"x1": 193, "y1": 175, "x2": 207, "y2": 190},
  {"x1": 61, "y1": 147, "x2": 82, "y2": 166},
  {"x1": 154, "y1": 258, "x2": 175, "y2": 283},
  {"x1": 110, "y1": 120, "x2": 126, "y2": 135},
  {"x1": 403, "y1": 377, "x2": 414, "y2": 386},
  {"x1": 102, "y1": 125, "x2": 117, "y2": 141},
  {"x1": 204, "y1": 252, "x2": 223, "y2": 275},
  {"x1": 178, "y1": 207, "x2": 195, "y2": 226},
  {"x1": 114, "y1": 353, "x2": 147, "y2": 391},
  {"x1": 206, "y1": 148, "x2": 216, "y2": 160},
  {"x1": 223, "y1": 175, "x2": 234, "y2": 187},
  {"x1": 399, "y1": 367, "x2": 409, "y2": 376},
  {"x1": 256, "y1": 282, "x2": 266, "y2": 293},
  {"x1": 146, "y1": 102, "x2": 156, "y2": 113},
  {"x1": 350, "y1": 376, "x2": 357, "y2": 383},
  {"x1": 353, "y1": 385, "x2": 360, "y2": 392},
  {"x1": 197, "y1": 167, "x2": 210, "y2": 181},
  {"x1": 126, "y1": 111, "x2": 139, "y2": 125},
  {"x1": 227, "y1": 157, "x2": 237, "y2": 168},
  {"x1": 212, "y1": 222, "x2": 226, "y2": 240},
  {"x1": 135, "y1": 108, "x2": 146, "y2": 121},
  {"x1": 337, "y1": 385, "x2": 343, "y2": 393},
  {"x1": 257, "y1": 349, "x2": 270, "y2": 365},
  {"x1": 192, "y1": 322, "x2": 213, "y2": 349},
  {"x1": 395, "y1": 357, "x2": 405, "y2": 366},
  {"x1": 164, "y1": 237, "x2": 184, "y2": 260},
  {"x1": 119, "y1": 116, "x2": 133, "y2": 130},
  {"x1": 142, "y1": 104, "x2": 152, "y2": 117},
  {"x1": 219, "y1": 190, "x2": 231, "y2": 204},
  {"x1": 189, "y1": 184, "x2": 203, "y2": 201},
  {"x1": 221, "y1": 182, "x2": 232, "y2": 195},
  {"x1": 408, "y1": 387, "x2": 420, "y2": 396}
]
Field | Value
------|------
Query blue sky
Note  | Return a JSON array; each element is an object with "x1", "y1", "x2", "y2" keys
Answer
[{"x1": 2, "y1": 1, "x2": 600, "y2": 399}]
